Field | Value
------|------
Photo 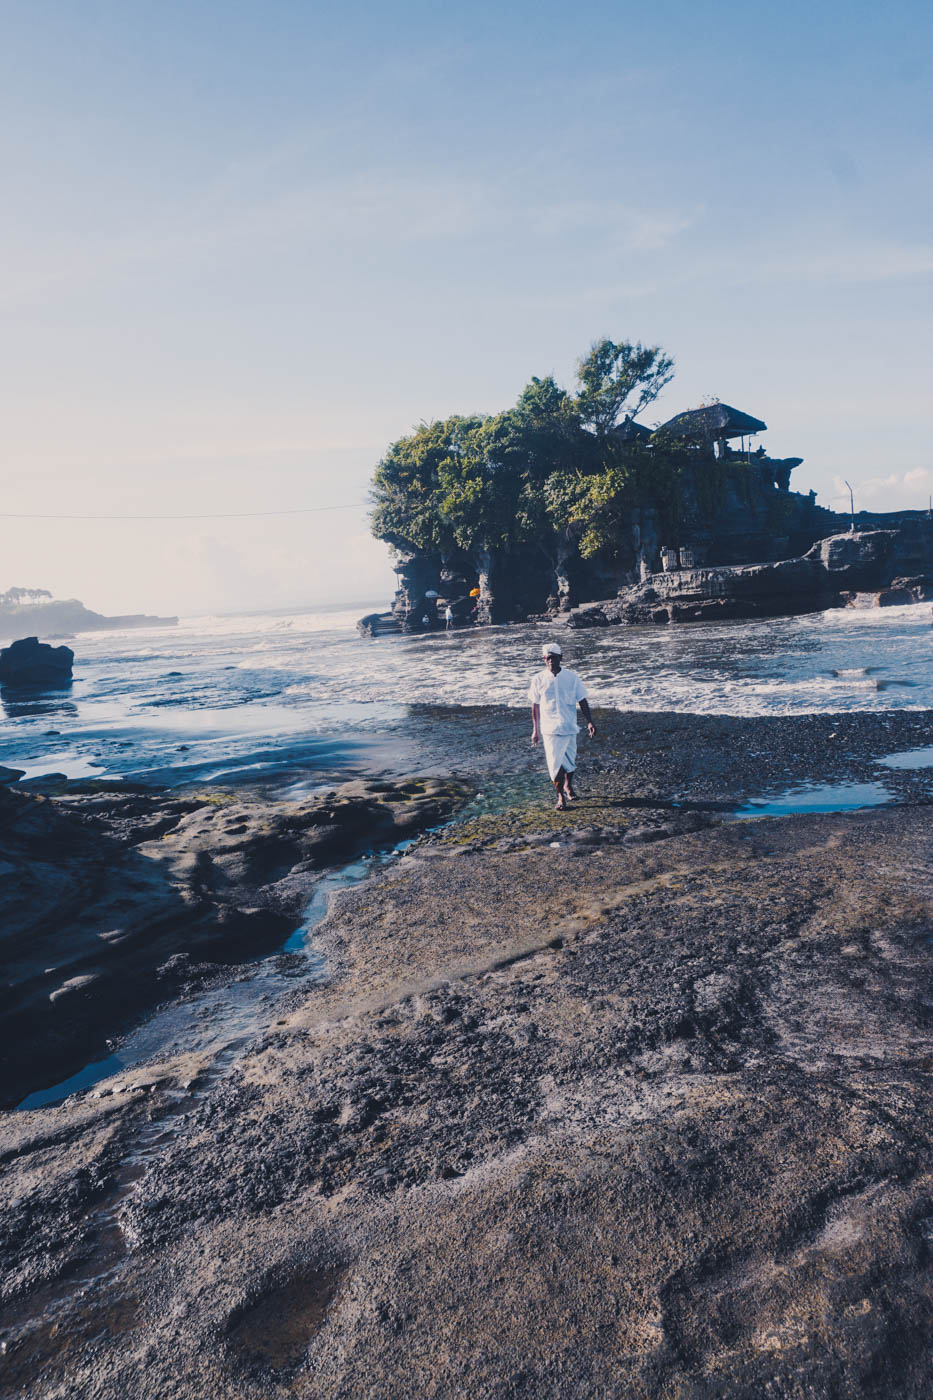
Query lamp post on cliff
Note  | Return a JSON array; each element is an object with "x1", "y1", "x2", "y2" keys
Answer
[{"x1": 844, "y1": 480, "x2": 855, "y2": 533}]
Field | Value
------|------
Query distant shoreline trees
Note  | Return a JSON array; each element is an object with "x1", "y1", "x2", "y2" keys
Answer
[{"x1": 0, "y1": 586, "x2": 53, "y2": 609}]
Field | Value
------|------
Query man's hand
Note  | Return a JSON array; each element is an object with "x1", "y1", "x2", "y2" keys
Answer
[
  {"x1": 531, "y1": 729, "x2": 540, "y2": 746},
  {"x1": 587, "y1": 721, "x2": 596, "y2": 738}
]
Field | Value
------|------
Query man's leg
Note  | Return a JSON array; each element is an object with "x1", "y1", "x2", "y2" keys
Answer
[
  {"x1": 560, "y1": 735, "x2": 578, "y2": 803},
  {"x1": 553, "y1": 765, "x2": 568, "y2": 810}
]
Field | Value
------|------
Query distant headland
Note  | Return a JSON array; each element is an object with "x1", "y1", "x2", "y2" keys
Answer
[
  {"x1": 0, "y1": 586, "x2": 177, "y2": 641},
  {"x1": 359, "y1": 337, "x2": 933, "y2": 634}
]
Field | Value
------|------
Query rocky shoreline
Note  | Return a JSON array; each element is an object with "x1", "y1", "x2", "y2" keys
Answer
[
  {"x1": 3, "y1": 708, "x2": 933, "y2": 1397},
  {"x1": 0, "y1": 597, "x2": 177, "y2": 643},
  {"x1": 362, "y1": 524, "x2": 933, "y2": 636},
  {"x1": 0, "y1": 775, "x2": 468, "y2": 1111}
]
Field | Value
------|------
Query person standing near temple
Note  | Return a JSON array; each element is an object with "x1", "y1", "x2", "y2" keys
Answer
[{"x1": 529, "y1": 643, "x2": 596, "y2": 810}]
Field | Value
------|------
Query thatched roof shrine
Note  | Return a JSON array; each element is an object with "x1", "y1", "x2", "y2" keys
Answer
[
  {"x1": 657, "y1": 403, "x2": 767, "y2": 443},
  {"x1": 611, "y1": 415, "x2": 653, "y2": 443}
]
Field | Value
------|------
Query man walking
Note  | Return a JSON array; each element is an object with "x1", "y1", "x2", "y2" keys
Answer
[{"x1": 529, "y1": 643, "x2": 596, "y2": 810}]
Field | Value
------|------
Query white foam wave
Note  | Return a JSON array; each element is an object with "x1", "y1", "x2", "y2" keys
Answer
[
  {"x1": 177, "y1": 606, "x2": 375, "y2": 639},
  {"x1": 820, "y1": 602, "x2": 932, "y2": 626}
]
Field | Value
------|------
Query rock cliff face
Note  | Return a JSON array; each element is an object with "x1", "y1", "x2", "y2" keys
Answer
[
  {"x1": 372, "y1": 479, "x2": 933, "y2": 632},
  {"x1": 379, "y1": 458, "x2": 849, "y2": 630},
  {"x1": 563, "y1": 525, "x2": 933, "y2": 627}
]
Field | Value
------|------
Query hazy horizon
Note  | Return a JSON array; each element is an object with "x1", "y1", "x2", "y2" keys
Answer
[
  {"x1": 0, "y1": 580, "x2": 393, "y2": 621},
  {"x1": 3, "y1": 0, "x2": 930, "y2": 616}
]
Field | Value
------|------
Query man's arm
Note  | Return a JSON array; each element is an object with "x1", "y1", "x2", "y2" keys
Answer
[
  {"x1": 531, "y1": 702, "x2": 541, "y2": 745},
  {"x1": 579, "y1": 697, "x2": 596, "y2": 738}
]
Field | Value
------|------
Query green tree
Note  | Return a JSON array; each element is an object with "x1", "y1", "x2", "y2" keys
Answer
[
  {"x1": 575, "y1": 338, "x2": 674, "y2": 440},
  {"x1": 370, "y1": 415, "x2": 482, "y2": 554},
  {"x1": 433, "y1": 406, "x2": 553, "y2": 555},
  {"x1": 368, "y1": 336, "x2": 680, "y2": 577}
]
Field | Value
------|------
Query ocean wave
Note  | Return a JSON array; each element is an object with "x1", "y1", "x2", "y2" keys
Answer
[
  {"x1": 4, "y1": 603, "x2": 932, "y2": 783},
  {"x1": 178, "y1": 607, "x2": 374, "y2": 638}
]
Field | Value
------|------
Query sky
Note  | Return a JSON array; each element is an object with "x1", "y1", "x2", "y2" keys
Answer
[{"x1": 1, "y1": 0, "x2": 931, "y2": 616}]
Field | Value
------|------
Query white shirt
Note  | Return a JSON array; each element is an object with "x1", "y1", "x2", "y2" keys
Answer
[{"x1": 528, "y1": 666, "x2": 587, "y2": 736}]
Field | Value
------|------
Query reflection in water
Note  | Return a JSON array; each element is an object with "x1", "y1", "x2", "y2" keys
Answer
[
  {"x1": 16, "y1": 1054, "x2": 123, "y2": 1110},
  {"x1": 1, "y1": 690, "x2": 78, "y2": 721},
  {"x1": 735, "y1": 780, "x2": 893, "y2": 817},
  {"x1": 876, "y1": 746, "x2": 933, "y2": 771},
  {"x1": 16, "y1": 834, "x2": 414, "y2": 1111}
]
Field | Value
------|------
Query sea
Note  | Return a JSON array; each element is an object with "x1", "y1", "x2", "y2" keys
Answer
[
  {"x1": 8, "y1": 597, "x2": 933, "y2": 1110},
  {"x1": 2, "y1": 599, "x2": 932, "y2": 789}
]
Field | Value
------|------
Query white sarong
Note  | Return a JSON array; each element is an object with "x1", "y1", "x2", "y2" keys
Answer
[{"x1": 543, "y1": 731, "x2": 577, "y2": 780}]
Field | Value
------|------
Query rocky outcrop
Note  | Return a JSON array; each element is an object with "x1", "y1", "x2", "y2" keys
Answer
[
  {"x1": 0, "y1": 636, "x2": 74, "y2": 686},
  {"x1": 4, "y1": 706, "x2": 933, "y2": 1397},
  {"x1": 844, "y1": 577, "x2": 933, "y2": 608},
  {"x1": 0, "y1": 598, "x2": 177, "y2": 641},
  {"x1": 356, "y1": 612, "x2": 402, "y2": 638},
  {"x1": 565, "y1": 526, "x2": 933, "y2": 626},
  {"x1": 0, "y1": 776, "x2": 468, "y2": 1108},
  {"x1": 370, "y1": 459, "x2": 849, "y2": 630}
]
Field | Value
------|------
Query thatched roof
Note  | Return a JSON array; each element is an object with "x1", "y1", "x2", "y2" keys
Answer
[
  {"x1": 656, "y1": 403, "x2": 767, "y2": 442},
  {"x1": 611, "y1": 415, "x2": 653, "y2": 443}
]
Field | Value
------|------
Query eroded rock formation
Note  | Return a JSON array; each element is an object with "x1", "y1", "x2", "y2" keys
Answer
[
  {"x1": 564, "y1": 526, "x2": 933, "y2": 627},
  {"x1": 0, "y1": 776, "x2": 468, "y2": 1108},
  {"x1": 368, "y1": 457, "x2": 857, "y2": 631},
  {"x1": 0, "y1": 636, "x2": 74, "y2": 687}
]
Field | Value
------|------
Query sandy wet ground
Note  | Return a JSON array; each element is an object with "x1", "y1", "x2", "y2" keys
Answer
[{"x1": 2, "y1": 707, "x2": 933, "y2": 1398}]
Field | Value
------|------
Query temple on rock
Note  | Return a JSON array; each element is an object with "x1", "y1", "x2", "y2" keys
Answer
[
  {"x1": 656, "y1": 403, "x2": 803, "y2": 491},
  {"x1": 361, "y1": 386, "x2": 930, "y2": 635},
  {"x1": 658, "y1": 402, "x2": 767, "y2": 455}
]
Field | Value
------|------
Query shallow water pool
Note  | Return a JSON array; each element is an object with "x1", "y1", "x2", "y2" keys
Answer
[
  {"x1": 734, "y1": 779, "x2": 893, "y2": 818},
  {"x1": 876, "y1": 746, "x2": 933, "y2": 771}
]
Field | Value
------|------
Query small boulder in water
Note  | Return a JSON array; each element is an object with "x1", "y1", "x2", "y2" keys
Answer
[{"x1": 0, "y1": 636, "x2": 74, "y2": 687}]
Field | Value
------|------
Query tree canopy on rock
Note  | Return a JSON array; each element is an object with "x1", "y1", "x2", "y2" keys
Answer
[{"x1": 369, "y1": 338, "x2": 682, "y2": 563}]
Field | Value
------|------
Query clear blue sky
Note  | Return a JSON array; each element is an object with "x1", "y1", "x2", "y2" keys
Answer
[{"x1": 2, "y1": 0, "x2": 930, "y2": 613}]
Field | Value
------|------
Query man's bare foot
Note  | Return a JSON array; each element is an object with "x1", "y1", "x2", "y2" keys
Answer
[
  {"x1": 563, "y1": 788, "x2": 576, "y2": 803},
  {"x1": 555, "y1": 796, "x2": 568, "y2": 811}
]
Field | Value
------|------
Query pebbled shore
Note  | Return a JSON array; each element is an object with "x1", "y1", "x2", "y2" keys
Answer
[{"x1": 2, "y1": 708, "x2": 933, "y2": 1398}]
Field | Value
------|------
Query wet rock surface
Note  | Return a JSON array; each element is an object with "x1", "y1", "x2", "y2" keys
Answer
[
  {"x1": 2, "y1": 709, "x2": 933, "y2": 1397},
  {"x1": 0, "y1": 776, "x2": 467, "y2": 1108},
  {"x1": 562, "y1": 526, "x2": 933, "y2": 627},
  {"x1": 0, "y1": 636, "x2": 74, "y2": 687}
]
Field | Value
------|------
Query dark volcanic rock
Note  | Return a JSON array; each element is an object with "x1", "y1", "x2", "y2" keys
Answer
[
  {"x1": 0, "y1": 636, "x2": 74, "y2": 687},
  {"x1": 374, "y1": 519, "x2": 933, "y2": 632},
  {"x1": 0, "y1": 775, "x2": 468, "y2": 1108},
  {"x1": 571, "y1": 526, "x2": 933, "y2": 626},
  {"x1": 4, "y1": 711, "x2": 933, "y2": 1398},
  {"x1": 3, "y1": 797, "x2": 933, "y2": 1397},
  {"x1": 843, "y1": 575, "x2": 933, "y2": 609}
]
